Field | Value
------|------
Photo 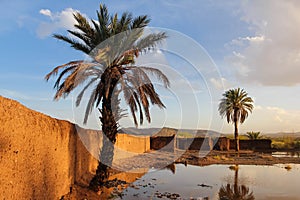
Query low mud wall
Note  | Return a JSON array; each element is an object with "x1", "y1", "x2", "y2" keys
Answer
[
  {"x1": 176, "y1": 137, "x2": 213, "y2": 150},
  {"x1": 0, "y1": 96, "x2": 150, "y2": 200},
  {"x1": 114, "y1": 133, "x2": 150, "y2": 159},
  {"x1": 229, "y1": 139, "x2": 272, "y2": 150},
  {"x1": 150, "y1": 136, "x2": 175, "y2": 151},
  {"x1": 116, "y1": 133, "x2": 150, "y2": 153},
  {"x1": 213, "y1": 137, "x2": 230, "y2": 151},
  {"x1": 73, "y1": 127, "x2": 101, "y2": 186}
]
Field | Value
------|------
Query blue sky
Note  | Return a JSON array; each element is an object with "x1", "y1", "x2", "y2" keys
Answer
[{"x1": 1, "y1": 0, "x2": 300, "y2": 133}]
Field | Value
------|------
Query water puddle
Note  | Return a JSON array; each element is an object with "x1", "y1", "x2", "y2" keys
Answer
[
  {"x1": 112, "y1": 163, "x2": 300, "y2": 200},
  {"x1": 272, "y1": 151, "x2": 300, "y2": 158}
]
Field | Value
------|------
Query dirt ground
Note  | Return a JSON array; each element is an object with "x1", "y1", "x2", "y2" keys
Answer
[
  {"x1": 62, "y1": 150, "x2": 300, "y2": 200},
  {"x1": 177, "y1": 150, "x2": 300, "y2": 166}
]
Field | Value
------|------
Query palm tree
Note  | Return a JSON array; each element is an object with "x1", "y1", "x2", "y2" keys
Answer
[
  {"x1": 246, "y1": 131, "x2": 262, "y2": 140},
  {"x1": 45, "y1": 4, "x2": 169, "y2": 191},
  {"x1": 218, "y1": 88, "x2": 254, "y2": 151}
]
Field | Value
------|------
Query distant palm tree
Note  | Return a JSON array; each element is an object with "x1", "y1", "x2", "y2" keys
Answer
[
  {"x1": 219, "y1": 88, "x2": 254, "y2": 151},
  {"x1": 246, "y1": 131, "x2": 262, "y2": 140},
  {"x1": 45, "y1": 4, "x2": 169, "y2": 191}
]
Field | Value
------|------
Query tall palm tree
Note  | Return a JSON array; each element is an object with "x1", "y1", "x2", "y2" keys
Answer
[
  {"x1": 218, "y1": 88, "x2": 254, "y2": 151},
  {"x1": 45, "y1": 4, "x2": 169, "y2": 191}
]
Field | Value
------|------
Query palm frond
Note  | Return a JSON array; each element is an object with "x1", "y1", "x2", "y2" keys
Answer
[
  {"x1": 145, "y1": 84, "x2": 165, "y2": 108},
  {"x1": 53, "y1": 34, "x2": 91, "y2": 54},
  {"x1": 117, "y1": 12, "x2": 132, "y2": 32},
  {"x1": 131, "y1": 15, "x2": 150, "y2": 29},
  {"x1": 67, "y1": 30, "x2": 92, "y2": 48},
  {"x1": 133, "y1": 66, "x2": 170, "y2": 88},
  {"x1": 76, "y1": 77, "x2": 98, "y2": 106},
  {"x1": 73, "y1": 12, "x2": 95, "y2": 38},
  {"x1": 135, "y1": 32, "x2": 167, "y2": 53},
  {"x1": 138, "y1": 85, "x2": 151, "y2": 122},
  {"x1": 83, "y1": 85, "x2": 98, "y2": 124},
  {"x1": 45, "y1": 60, "x2": 83, "y2": 81}
]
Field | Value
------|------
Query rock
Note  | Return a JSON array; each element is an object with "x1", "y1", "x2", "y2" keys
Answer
[{"x1": 197, "y1": 183, "x2": 212, "y2": 188}]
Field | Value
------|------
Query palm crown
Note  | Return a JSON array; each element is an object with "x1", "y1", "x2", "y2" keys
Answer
[
  {"x1": 45, "y1": 4, "x2": 169, "y2": 125},
  {"x1": 219, "y1": 88, "x2": 254, "y2": 124}
]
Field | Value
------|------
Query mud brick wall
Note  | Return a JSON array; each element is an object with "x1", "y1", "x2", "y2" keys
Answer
[
  {"x1": 150, "y1": 136, "x2": 175, "y2": 151},
  {"x1": 0, "y1": 96, "x2": 78, "y2": 200},
  {"x1": 229, "y1": 139, "x2": 272, "y2": 150},
  {"x1": 116, "y1": 133, "x2": 150, "y2": 153},
  {"x1": 176, "y1": 137, "x2": 213, "y2": 150},
  {"x1": 0, "y1": 96, "x2": 150, "y2": 200},
  {"x1": 213, "y1": 137, "x2": 230, "y2": 151},
  {"x1": 114, "y1": 133, "x2": 150, "y2": 159}
]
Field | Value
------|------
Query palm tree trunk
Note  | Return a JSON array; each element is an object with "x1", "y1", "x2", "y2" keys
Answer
[
  {"x1": 89, "y1": 68, "x2": 120, "y2": 192},
  {"x1": 234, "y1": 120, "x2": 239, "y2": 151},
  {"x1": 89, "y1": 95, "x2": 118, "y2": 192}
]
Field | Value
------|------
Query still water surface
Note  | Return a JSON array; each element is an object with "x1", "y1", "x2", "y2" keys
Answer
[
  {"x1": 272, "y1": 151, "x2": 300, "y2": 158},
  {"x1": 118, "y1": 164, "x2": 300, "y2": 200}
]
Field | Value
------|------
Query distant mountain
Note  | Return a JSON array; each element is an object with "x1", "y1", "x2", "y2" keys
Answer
[
  {"x1": 264, "y1": 132, "x2": 300, "y2": 138},
  {"x1": 119, "y1": 127, "x2": 157, "y2": 135},
  {"x1": 195, "y1": 129, "x2": 222, "y2": 137},
  {"x1": 220, "y1": 132, "x2": 300, "y2": 138},
  {"x1": 119, "y1": 127, "x2": 222, "y2": 137},
  {"x1": 94, "y1": 126, "x2": 300, "y2": 138},
  {"x1": 119, "y1": 127, "x2": 176, "y2": 136}
]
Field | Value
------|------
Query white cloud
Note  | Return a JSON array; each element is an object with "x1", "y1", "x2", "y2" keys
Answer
[
  {"x1": 229, "y1": 35, "x2": 265, "y2": 47},
  {"x1": 0, "y1": 89, "x2": 52, "y2": 101},
  {"x1": 227, "y1": 0, "x2": 300, "y2": 86},
  {"x1": 220, "y1": 104, "x2": 300, "y2": 133},
  {"x1": 39, "y1": 9, "x2": 52, "y2": 18},
  {"x1": 251, "y1": 105, "x2": 300, "y2": 132},
  {"x1": 221, "y1": 106, "x2": 284, "y2": 133},
  {"x1": 274, "y1": 115, "x2": 283, "y2": 123},
  {"x1": 266, "y1": 106, "x2": 300, "y2": 126},
  {"x1": 266, "y1": 106, "x2": 287, "y2": 115},
  {"x1": 244, "y1": 35, "x2": 265, "y2": 43},
  {"x1": 0, "y1": 89, "x2": 30, "y2": 100},
  {"x1": 37, "y1": 8, "x2": 79, "y2": 38},
  {"x1": 255, "y1": 105, "x2": 263, "y2": 110},
  {"x1": 210, "y1": 77, "x2": 232, "y2": 90}
]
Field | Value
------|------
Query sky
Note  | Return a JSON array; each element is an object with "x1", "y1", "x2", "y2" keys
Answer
[{"x1": 1, "y1": 0, "x2": 300, "y2": 134}]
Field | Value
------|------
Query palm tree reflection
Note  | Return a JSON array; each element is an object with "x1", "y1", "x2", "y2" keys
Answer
[{"x1": 219, "y1": 165, "x2": 255, "y2": 200}]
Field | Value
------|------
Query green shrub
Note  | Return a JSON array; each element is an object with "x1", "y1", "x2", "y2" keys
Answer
[
  {"x1": 177, "y1": 132, "x2": 194, "y2": 138},
  {"x1": 272, "y1": 137, "x2": 300, "y2": 149},
  {"x1": 246, "y1": 131, "x2": 262, "y2": 140}
]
